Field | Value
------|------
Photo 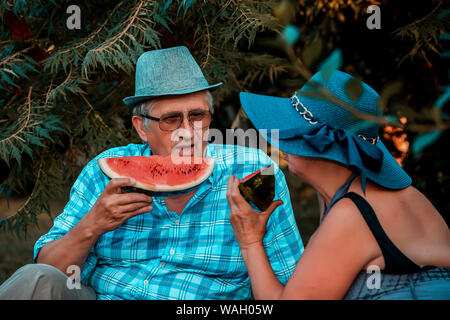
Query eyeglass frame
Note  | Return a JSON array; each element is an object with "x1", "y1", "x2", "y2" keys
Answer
[{"x1": 138, "y1": 109, "x2": 213, "y2": 131}]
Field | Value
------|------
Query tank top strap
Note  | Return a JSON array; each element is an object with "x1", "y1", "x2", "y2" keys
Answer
[
  {"x1": 339, "y1": 192, "x2": 434, "y2": 274},
  {"x1": 321, "y1": 172, "x2": 359, "y2": 224},
  {"x1": 320, "y1": 174, "x2": 435, "y2": 274}
]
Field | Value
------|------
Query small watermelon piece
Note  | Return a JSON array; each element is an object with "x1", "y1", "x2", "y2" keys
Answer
[
  {"x1": 98, "y1": 155, "x2": 215, "y2": 193},
  {"x1": 238, "y1": 164, "x2": 275, "y2": 211}
]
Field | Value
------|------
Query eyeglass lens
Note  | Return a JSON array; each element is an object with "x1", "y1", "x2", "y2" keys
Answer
[{"x1": 159, "y1": 110, "x2": 211, "y2": 131}]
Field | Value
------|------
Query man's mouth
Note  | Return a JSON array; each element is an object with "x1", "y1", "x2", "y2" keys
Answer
[
  {"x1": 175, "y1": 144, "x2": 196, "y2": 156},
  {"x1": 176, "y1": 144, "x2": 194, "y2": 149}
]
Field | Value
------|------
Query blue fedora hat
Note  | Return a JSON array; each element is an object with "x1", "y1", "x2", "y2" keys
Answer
[
  {"x1": 239, "y1": 70, "x2": 412, "y2": 191},
  {"x1": 123, "y1": 46, "x2": 222, "y2": 107}
]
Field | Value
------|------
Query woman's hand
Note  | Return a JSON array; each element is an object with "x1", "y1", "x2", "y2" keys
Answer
[{"x1": 226, "y1": 174, "x2": 283, "y2": 249}]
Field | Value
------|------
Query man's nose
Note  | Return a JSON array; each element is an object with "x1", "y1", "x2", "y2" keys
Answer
[
  {"x1": 172, "y1": 120, "x2": 194, "y2": 143},
  {"x1": 179, "y1": 117, "x2": 194, "y2": 137}
]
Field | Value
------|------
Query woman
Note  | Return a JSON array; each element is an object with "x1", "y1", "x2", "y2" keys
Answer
[{"x1": 226, "y1": 70, "x2": 450, "y2": 299}]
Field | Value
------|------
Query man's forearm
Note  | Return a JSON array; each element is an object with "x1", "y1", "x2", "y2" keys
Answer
[
  {"x1": 36, "y1": 213, "x2": 100, "y2": 276},
  {"x1": 240, "y1": 243, "x2": 284, "y2": 300}
]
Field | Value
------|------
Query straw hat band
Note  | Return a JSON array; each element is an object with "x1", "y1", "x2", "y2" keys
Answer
[
  {"x1": 290, "y1": 93, "x2": 379, "y2": 145},
  {"x1": 135, "y1": 76, "x2": 209, "y2": 96}
]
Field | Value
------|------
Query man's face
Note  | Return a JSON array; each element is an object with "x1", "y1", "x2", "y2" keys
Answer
[{"x1": 132, "y1": 90, "x2": 211, "y2": 158}]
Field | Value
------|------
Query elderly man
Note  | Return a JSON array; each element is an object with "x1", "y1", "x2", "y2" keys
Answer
[{"x1": 0, "y1": 46, "x2": 303, "y2": 300}]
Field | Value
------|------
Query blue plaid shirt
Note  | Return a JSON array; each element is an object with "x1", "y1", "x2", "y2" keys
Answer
[{"x1": 34, "y1": 143, "x2": 303, "y2": 300}]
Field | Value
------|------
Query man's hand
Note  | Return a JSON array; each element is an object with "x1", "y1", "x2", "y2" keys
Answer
[
  {"x1": 86, "y1": 178, "x2": 153, "y2": 236},
  {"x1": 35, "y1": 177, "x2": 152, "y2": 274},
  {"x1": 226, "y1": 174, "x2": 283, "y2": 250}
]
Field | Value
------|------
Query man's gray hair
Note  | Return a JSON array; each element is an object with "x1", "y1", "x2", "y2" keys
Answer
[{"x1": 132, "y1": 90, "x2": 214, "y2": 130}]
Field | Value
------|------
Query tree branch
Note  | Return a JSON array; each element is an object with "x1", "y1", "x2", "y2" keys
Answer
[{"x1": 0, "y1": 87, "x2": 33, "y2": 144}]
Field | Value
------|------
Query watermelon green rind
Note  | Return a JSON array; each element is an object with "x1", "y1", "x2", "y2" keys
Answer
[{"x1": 98, "y1": 156, "x2": 215, "y2": 193}]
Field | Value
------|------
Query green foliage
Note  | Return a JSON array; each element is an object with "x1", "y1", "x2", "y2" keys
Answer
[
  {"x1": 393, "y1": 0, "x2": 449, "y2": 64},
  {"x1": 345, "y1": 78, "x2": 363, "y2": 102},
  {"x1": 0, "y1": 0, "x2": 285, "y2": 235},
  {"x1": 411, "y1": 129, "x2": 442, "y2": 156},
  {"x1": 318, "y1": 49, "x2": 342, "y2": 81},
  {"x1": 282, "y1": 24, "x2": 301, "y2": 46}
]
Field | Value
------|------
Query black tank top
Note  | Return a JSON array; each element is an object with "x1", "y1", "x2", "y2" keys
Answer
[{"x1": 321, "y1": 173, "x2": 434, "y2": 274}]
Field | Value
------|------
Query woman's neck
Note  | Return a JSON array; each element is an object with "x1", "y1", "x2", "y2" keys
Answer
[{"x1": 306, "y1": 164, "x2": 355, "y2": 209}]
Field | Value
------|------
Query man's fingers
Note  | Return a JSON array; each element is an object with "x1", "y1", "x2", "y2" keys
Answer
[
  {"x1": 125, "y1": 204, "x2": 153, "y2": 219},
  {"x1": 120, "y1": 201, "x2": 153, "y2": 214},
  {"x1": 106, "y1": 177, "x2": 136, "y2": 193},
  {"x1": 114, "y1": 192, "x2": 153, "y2": 205}
]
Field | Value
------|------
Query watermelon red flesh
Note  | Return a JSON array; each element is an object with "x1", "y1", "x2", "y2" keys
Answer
[
  {"x1": 240, "y1": 164, "x2": 272, "y2": 183},
  {"x1": 98, "y1": 156, "x2": 215, "y2": 192}
]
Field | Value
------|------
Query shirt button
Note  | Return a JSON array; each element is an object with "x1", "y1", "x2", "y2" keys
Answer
[
  {"x1": 143, "y1": 280, "x2": 148, "y2": 285},
  {"x1": 174, "y1": 219, "x2": 180, "y2": 225},
  {"x1": 160, "y1": 262, "x2": 165, "y2": 267},
  {"x1": 170, "y1": 249, "x2": 175, "y2": 255}
]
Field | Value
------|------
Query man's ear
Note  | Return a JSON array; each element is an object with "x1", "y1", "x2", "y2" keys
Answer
[{"x1": 132, "y1": 116, "x2": 148, "y2": 142}]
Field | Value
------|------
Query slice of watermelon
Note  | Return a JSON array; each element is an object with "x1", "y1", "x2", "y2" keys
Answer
[
  {"x1": 98, "y1": 155, "x2": 215, "y2": 193},
  {"x1": 238, "y1": 164, "x2": 275, "y2": 211}
]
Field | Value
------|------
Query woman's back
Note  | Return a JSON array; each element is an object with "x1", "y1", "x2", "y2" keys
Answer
[{"x1": 347, "y1": 180, "x2": 450, "y2": 271}]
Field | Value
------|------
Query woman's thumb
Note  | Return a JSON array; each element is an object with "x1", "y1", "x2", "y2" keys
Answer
[{"x1": 263, "y1": 200, "x2": 283, "y2": 217}]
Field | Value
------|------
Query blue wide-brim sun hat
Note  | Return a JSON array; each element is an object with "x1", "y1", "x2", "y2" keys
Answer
[
  {"x1": 239, "y1": 70, "x2": 412, "y2": 191},
  {"x1": 123, "y1": 46, "x2": 222, "y2": 107}
]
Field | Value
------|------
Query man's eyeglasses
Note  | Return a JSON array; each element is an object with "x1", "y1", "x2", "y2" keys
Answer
[{"x1": 139, "y1": 109, "x2": 212, "y2": 132}]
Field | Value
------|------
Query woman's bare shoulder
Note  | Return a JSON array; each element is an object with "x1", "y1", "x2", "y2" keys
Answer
[
  {"x1": 318, "y1": 197, "x2": 382, "y2": 261},
  {"x1": 351, "y1": 184, "x2": 450, "y2": 268}
]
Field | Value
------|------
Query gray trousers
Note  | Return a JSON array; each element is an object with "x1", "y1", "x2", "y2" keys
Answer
[{"x1": 0, "y1": 264, "x2": 96, "y2": 300}]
